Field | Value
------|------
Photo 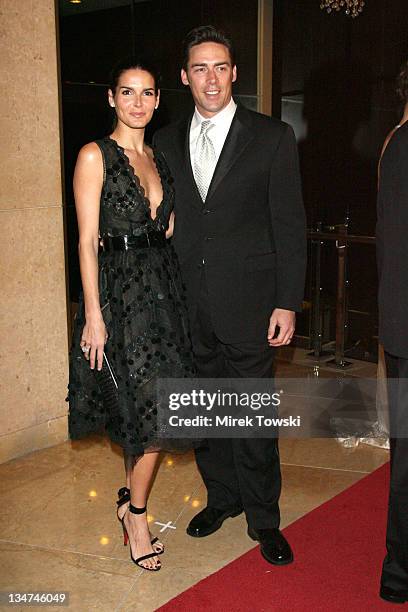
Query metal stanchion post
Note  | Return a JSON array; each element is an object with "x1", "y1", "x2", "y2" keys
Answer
[
  {"x1": 307, "y1": 229, "x2": 375, "y2": 368},
  {"x1": 327, "y1": 223, "x2": 352, "y2": 368},
  {"x1": 312, "y1": 233, "x2": 322, "y2": 357},
  {"x1": 308, "y1": 222, "x2": 332, "y2": 359}
]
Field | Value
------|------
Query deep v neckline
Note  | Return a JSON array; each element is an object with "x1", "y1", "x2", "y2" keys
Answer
[{"x1": 108, "y1": 137, "x2": 164, "y2": 222}]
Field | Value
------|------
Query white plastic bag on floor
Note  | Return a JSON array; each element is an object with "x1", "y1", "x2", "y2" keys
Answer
[{"x1": 334, "y1": 345, "x2": 389, "y2": 450}]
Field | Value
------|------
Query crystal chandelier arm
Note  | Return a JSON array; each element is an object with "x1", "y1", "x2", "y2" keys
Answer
[{"x1": 320, "y1": 0, "x2": 365, "y2": 18}]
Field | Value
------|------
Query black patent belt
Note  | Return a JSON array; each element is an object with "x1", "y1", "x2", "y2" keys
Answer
[{"x1": 102, "y1": 232, "x2": 166, "y2": 252}]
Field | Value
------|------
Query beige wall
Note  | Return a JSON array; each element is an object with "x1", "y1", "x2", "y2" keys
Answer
[{"x1": 0, "y1": 0, "x2": 69, "y2": 462}]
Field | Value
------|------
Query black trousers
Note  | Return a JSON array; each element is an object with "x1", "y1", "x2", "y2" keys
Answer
[
  {"x1": 382, "y1": 351, "x2": 408, "y2": 591},
  {"x1": 190, "y1": 272, "x2": 281, "y2": 529}
]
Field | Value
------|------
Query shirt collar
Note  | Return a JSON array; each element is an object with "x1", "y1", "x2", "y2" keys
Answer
[{"x1": 191, "y1": 98, "x2": 237, "y2": 130}]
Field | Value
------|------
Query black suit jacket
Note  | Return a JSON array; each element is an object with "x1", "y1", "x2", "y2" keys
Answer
[
  {"x1": 154, "y1": 104, "x2": 307, "y2": 343},
  {"x1": 377, "y1": 121, "x2": 408, "y2": 358}
]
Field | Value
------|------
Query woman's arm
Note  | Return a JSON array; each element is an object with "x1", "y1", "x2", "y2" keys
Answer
[{"x1": 74, "y1": 142, "x2": 106, "y2": 371}]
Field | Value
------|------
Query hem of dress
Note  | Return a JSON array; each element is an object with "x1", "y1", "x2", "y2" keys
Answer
[{"x1": 69, "y1": 428, "x2": 201, "y2": 458}]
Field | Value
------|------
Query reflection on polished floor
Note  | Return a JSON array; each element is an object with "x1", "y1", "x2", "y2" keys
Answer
[{"x1": 0, "y1": 362, "x2": 388, "y2": 611}]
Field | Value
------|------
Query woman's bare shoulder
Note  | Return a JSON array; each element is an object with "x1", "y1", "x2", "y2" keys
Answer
[{"x1": 77, "y1": 141, "x2": 103, "y2": 164}]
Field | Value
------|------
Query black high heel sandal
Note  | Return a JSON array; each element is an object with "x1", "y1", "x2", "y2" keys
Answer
[
  {"x1": 116, "y1": 487, "x2": 164, "y2": 555},
  {"x1": 121, "y1": 504, "x2": 161, "y2": 571}
]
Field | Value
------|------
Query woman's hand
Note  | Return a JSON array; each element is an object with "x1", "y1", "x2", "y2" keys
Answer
[{"x1": 80, "y1": 315, "x2": 108, "y2": 371}]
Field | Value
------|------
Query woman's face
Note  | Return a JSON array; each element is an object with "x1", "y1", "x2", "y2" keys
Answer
[{"x1": 108, "y1": 68, "x2": 159, "y2": 130}]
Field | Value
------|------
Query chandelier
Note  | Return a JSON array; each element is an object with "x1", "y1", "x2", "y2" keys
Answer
[{"x1": 320, "y1": 1, "x2": 365, "y2": 18}]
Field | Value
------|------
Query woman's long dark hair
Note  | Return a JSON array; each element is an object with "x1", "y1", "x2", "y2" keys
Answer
[
  {"x1": 396, "y1": 59, "x2": 408, "y2": 105},
  {"x1": 109, "y1": 57, "x2": 161, "y2": 95}
]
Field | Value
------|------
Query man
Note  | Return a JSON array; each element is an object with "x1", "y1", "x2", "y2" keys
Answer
[
  {"x1": 154, "y1": 25, "x2": 306, "y2": 565},
  {"x1": 376, "y1": 60, "x2": 408, "y2": 604}
]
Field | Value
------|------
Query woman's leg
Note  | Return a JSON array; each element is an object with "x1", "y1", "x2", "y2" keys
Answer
[{"x1": 123, "y1": 451, "x2": 161, "y2": 570}]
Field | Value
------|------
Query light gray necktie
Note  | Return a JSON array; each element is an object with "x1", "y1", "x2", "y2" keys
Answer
[{"x1": 194, "y1": 120, "x2": 216, "y2": 201}]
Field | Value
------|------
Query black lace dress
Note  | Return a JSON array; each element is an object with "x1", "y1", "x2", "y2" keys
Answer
[{"x1": 68, "y1": 137, "x2": 195, "y2": 457}]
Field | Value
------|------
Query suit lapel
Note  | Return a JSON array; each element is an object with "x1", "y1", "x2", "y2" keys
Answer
[
  {"x1": 176, "y1": 104, "x2": 255, "y2": 207},
  {"x1": 206, "y1": 105, "x2": 255, "y2": 202}
]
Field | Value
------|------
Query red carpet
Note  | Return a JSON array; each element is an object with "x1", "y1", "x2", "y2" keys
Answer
[{"x1": 158, "y1": 464, "x2": 393, "y2": 611}]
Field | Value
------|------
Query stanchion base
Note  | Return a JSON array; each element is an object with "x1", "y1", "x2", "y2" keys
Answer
[
  {"x1": 326, "y1": 358, "x2": 353, "y2": 369},
  {"x1": 306, "y1": 350, "x2": 333, "y2": 359}
]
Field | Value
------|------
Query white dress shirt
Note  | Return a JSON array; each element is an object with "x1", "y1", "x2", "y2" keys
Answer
[{"x1": 190, "y1": 98, "x2": 237, "y2": 184}]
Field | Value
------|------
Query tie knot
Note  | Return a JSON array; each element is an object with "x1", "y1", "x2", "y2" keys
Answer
[{"x1": 200, "y1": 120, "x2": 213, "y2": 134}]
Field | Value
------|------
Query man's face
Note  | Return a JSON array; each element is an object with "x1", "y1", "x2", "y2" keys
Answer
[{"x1": 181, "y1": 42, "x2": 237, "y2": 118}]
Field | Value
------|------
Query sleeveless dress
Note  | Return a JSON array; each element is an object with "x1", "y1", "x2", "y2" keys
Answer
[{"x1": 68, "y1": 137, "x2": 195, "y2": 457}]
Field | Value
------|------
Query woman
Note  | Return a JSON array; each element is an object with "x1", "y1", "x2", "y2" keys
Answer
[
  {"x1": 377, "y1": 59, "x2": 408, "y2": 604},
  {"x1": 379, "y1": 60, "x2": 408, "y2": 163},
  {"x1": 68, "y1": 59, "x2": 195, "y2": 572}
]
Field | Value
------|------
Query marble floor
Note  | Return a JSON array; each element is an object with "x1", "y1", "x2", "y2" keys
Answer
[{"x1": 0, "y1": 361, "x2": 388, "y2": 612}]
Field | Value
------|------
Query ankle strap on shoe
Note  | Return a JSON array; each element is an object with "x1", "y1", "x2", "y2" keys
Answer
[
  {"x1": 116, "y1": 487, "x2": 130, "y2": 507},
  {"x1": 118, "y1": 487, "x2": 130, "y2": 498},
  {"x1": 129, "y1": 503, "x2": 147, "y2": 515}
]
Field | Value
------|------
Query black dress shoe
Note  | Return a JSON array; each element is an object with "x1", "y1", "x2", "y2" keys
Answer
[
  {"x1": 248, "y1": 527, "x2": 293, "y2": 565},
  {"x1": 380, "y1": 586, "x2": 408, "y2": 604},
  {"x1": 186, "y1": 506, "x2": 242, "y2": 537}
]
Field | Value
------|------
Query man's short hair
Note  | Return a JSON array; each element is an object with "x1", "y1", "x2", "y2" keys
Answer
[{"x1": 182, "y1": 25, "x2": 235, "y2": 70}]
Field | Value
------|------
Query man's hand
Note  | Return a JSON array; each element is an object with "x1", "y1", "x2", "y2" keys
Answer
[{"x1": 267, "y1": 308, "x2": 296, "y2": 346}]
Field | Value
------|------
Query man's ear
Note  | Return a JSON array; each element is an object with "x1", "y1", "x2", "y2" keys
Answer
[
  {"x1": 232, "y1": 65, "x2": 237, "y2": 83},
  {"x1": 181, "y1": 68, "x2": 190, "y2": 86},
  {"x1": 108, "y1": 89, "x2": 115, "y2": 107},
  {"x1": 155, "y1": 90, "x2": 160, "y2": 109}
]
